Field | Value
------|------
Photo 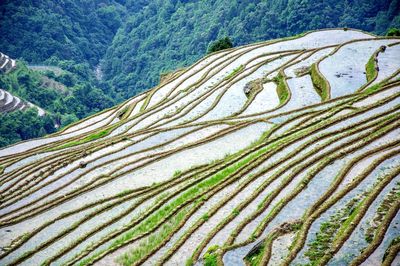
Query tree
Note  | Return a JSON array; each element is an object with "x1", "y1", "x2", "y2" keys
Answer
[
  {"x1": 0, "y1": 107, "x2": 58, "y2": 147},
  {"x1": 206, "y1": 37, "x2": 234, "y2": 54},
  {"x1": 56, "y1": 73, "x2": 75, "y2": 87},
  {"x1": 387, "y1": 28, "x2": 400, "y2": 36},
  {"x1": 61, "y1": 113, "x2": 78, "y2": 127}
]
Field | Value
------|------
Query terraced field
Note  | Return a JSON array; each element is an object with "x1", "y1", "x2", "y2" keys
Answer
[
  {"x1": 0, "y1": 89, "x2": 45, "y2": 116},
  {"x1": 0, "y1": 53, "x2": 16, "y2": 74},
  {"x1": 0, "y1": 52, "x2": 45, "y2": 116},
  {"x1": 0, "y1": 28, "x2": 399, "y2": 266}
]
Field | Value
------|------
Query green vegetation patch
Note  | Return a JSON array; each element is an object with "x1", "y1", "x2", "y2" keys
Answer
[
  {"x1": 304, "y1": 196, "x2": 363, "y2": 263},
  {"x1": 365, "y1": 54, "x2": 378, "y2": 82},
  {"x1": 386, "y1": 28, "x2": 400, "y2": 36},
  {"x1": 310, "y1": 63, "x2": 330, "y2": 101},
  {"x1": 363, "y1": 83, "x2": 381, "y2": 94},
  {"x1": 117, "y1": 205, "x2": 194, "y2": 266},
  {"x1": 207, "y1": 37, "x2": 233, "y2": 54},
  {"x1": 203, "y1": 245, "x2": 220, "y2": 266},
  {"x1": 173, "y1": 170, "x2": 183, "y2": 177},
  {"x1": 224, "y1": 65, "x2": 244, "y2": 80},
  {"x1": 365, "y1": 182, "x2": 400, "y2": 243},
  {"x1": 273, "y1": 72, "x2": 290, "y2": 105},
  {"x1": 50, "y1": 128, "x2": 112, "y2": 151},
  {"x1": 245, "y1": 242, "x2": 265, "y2": 266}
]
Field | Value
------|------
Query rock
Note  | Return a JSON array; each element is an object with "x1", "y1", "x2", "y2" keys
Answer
[
  {"x1": 294, "y1": 66, "x2": 310, "y2": 77},
  {"x1": 245, "y1": 239, "x2": 265, "y2": 258},
  {"x1": 79, "y1": 161, "x2": 87, "y2": 168},
  {"x1": 243, "y1": 83, "x2": 252, "y2": 95}
]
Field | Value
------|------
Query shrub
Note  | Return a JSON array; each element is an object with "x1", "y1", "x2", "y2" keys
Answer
[
  {"x1": 386, "y1": 28, "x2": 400, "y2": 36},
  {"x1": 173, "y1": 170, "x2": 182, "y2": 177},
  {"x1": 203, "y1": 245, "x2": 219, "y2": 266},
  {"x1": 207, "y1": 37, "x2": 233, "y2": 54},
  {"x1": 202, "y1": 213, "x2": 210, "y2": 221},
  {"x1": 224, "y1": 65, "x2": 244, "y2": 80}
]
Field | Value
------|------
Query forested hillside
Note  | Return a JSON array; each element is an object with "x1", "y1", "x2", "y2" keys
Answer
[
  {"x1": 0, "y1": 60, "x2": 115, "y2": 147},
  {"x1": 102, "y1": 0, "x2": 400, "y2": 97},
  {"x1": 0, "y1": 0, "x2": 127, "y2": 65}
]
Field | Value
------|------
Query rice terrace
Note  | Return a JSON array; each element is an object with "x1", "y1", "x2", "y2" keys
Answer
[{"x1": 0, "y1": 28, "x2": 400, "y2": 266}]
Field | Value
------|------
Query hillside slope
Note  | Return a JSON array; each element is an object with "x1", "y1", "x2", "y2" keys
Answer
[
  {"x1": 102, "y1": 0, "x2": 400, "y2": 97},
  {"x1": 0, "y1": 89, "x2": 45, "y2": 115},
  {"x1": 1, "y1": 0, "x2": 399, "y2": 100},
  {"x1": 0, "y1": 29, "x2": 400, "y2": 266},
  {"x1": 0, "y1": 52, "x2": 16, "y2": 74},
  {"x1": 0, "y1": 0, "x2": 127, "y2": 65}
]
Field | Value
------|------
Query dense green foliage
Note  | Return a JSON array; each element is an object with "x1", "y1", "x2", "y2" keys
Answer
[
  {"x1": 203, "y1": 245, "x2": 219, "y2": 266},
  {"x1": 386, "y1": 27, "x2": 400, "y2": 36},
  {"x1": 207, "y1": 37, "x2": 233, "y2": 54},
  {"x1": 0, "y1": 62, "x2": 115, "y2": 121},
  {"x1": 0, "y1": 61, "x2": 115, "y2": 148},
  {"x1": 0, "y1": 0, "x2": 127, "y2": 65},
  {"x1": 102, "y1": 0, "x2": 400, "y2": 98},
  {"x1": 0, "y1": 108, "x2": 56, "y2": 147}
]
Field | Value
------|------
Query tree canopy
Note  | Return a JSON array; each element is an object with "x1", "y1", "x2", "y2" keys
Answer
[
  {"x1": 387, "y1": 27, "x2": 400, "y2": 36},
  {"x1": 207, "y1": 37, "x2": 234, "y2": 54}
]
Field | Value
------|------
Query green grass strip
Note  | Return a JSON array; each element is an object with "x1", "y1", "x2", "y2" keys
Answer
[
  {"x1": 203, "y1": 245, "x2": 220, "y2": 266},
  {"x1": 49, "y1": 128, "x2": 112, "y2": 151},
  {"x1": 365, "y1": 54, "x2": 378, "y2": 82},
  {"x1": 310, "y1": 63, "x2": 330, "y2": 101},
  {"x1": 117, "y1": 205, "x2": 195, "y2": 266},
  {"x1": 273, "y1": 71, "x2": 290, "y2": 105},
  {"x1": 224, "y1": 65, "x2": 244, "y2": 80}
]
